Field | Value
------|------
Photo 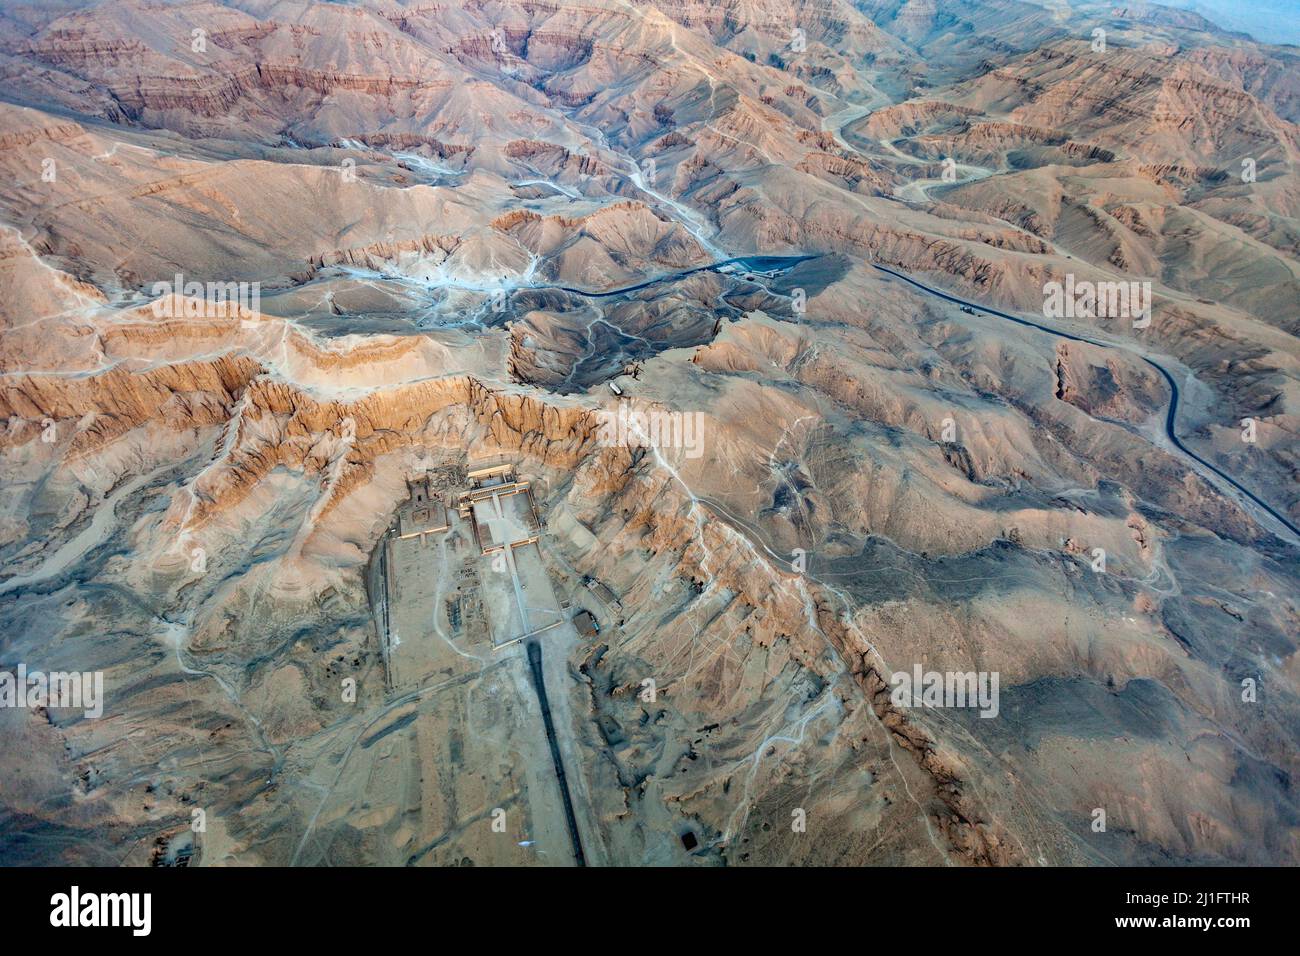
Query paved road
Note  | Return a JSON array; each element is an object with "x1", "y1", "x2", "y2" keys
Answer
[
  {"x1": 870, "y1": 264, "x2": 1300, "y2": 544},
  {"x1": 526, "y1": 640, "x2": 586, "y2": 866},
  {"x1": 546, "y1": 255, "x2": 816, "y2": 298},
  {"x1": 561, "y1": 251, "x2": 1298, "y2": 545}
]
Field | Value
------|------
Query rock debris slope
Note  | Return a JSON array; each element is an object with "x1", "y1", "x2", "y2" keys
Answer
[{"x1": 0, "y1": 0, "x2": 1297, "y2": 866}]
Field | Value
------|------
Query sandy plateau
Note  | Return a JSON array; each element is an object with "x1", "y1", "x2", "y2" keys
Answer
[{"x1": 0, "y1": 0, "x2": 1297, "y2": 866}]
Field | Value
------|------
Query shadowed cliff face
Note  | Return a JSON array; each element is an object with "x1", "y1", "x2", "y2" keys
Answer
[{"x1": 0, "y1": 0, "x2": 1298, "y2": 867}]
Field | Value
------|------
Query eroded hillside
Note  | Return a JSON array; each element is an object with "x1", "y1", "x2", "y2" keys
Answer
[{"x1": 0, "y1": 0, "x2": 1297, "y2": 866}]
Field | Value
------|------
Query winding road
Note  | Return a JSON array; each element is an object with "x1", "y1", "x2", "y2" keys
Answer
[
  {"x1": 869, "y1": 263, "x2": 1300, "y2": 545},
  {"x1": 546, "y1": 255, "x2": 817, "y2": 299},
  {"x1": 558, "y1": 252, "x2": 1299, "y2": 546}
]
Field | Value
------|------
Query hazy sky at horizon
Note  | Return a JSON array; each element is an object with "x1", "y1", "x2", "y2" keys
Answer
[{"x1": 1165, "y1": 0, "x2": 1300, "y2": 45}]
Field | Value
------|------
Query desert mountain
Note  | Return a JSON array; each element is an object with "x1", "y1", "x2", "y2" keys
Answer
[{"x1": 0, "y1": 0, "x2": 1296, "y2": 866}]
